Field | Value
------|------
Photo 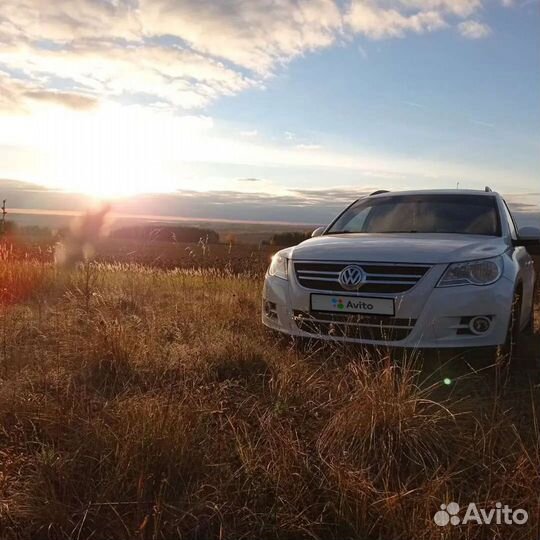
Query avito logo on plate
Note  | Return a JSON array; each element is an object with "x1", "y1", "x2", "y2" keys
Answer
[{"x1": 332, "y1": 297, "x2": 374, "y2": 311}]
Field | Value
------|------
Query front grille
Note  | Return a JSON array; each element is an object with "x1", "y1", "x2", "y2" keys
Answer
[
  {"x1": 293, "y1": 310, "x2": 416, "y2": 342},
  {"x1": 294, "y1": 261, "x2": 431, "y2": 293}
]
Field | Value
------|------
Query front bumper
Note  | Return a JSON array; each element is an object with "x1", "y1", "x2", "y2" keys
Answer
[{"x1": 262, "y1": 267, "x2": 514, "y2": 348}]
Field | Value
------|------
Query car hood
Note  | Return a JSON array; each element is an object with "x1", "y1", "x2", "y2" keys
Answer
[{"x1": 290, "y1": 233, "x2": 508, "y2": 264}]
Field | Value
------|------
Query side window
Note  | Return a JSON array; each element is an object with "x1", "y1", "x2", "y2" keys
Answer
[{"x1": 501, "y1": 200, "x2": 518, "y2": 240}]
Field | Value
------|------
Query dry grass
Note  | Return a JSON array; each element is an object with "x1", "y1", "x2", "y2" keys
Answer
[
  {"x1": 0, "y1": 257, "x2": 539, "y2": 539},
  {"x1": 5, "y1": 234, "x2": 274, "y2": 275}
]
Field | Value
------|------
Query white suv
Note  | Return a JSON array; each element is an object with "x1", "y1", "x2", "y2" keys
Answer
[{"x1": 262, "y1": 189, "x2": 540, "y2": 349}]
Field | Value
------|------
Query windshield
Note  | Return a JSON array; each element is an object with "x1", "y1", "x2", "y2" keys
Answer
[{"x1": 327, "y1": 194, "x2": 501, "y2": 236}]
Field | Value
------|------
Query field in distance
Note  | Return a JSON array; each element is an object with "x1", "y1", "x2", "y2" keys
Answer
[{"x1": 5, "y1": 220, "x2": 315, "y2": 273}]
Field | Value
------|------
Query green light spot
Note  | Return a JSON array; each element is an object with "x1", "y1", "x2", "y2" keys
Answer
[{"x1": 443, "y1": 378, "x2": 452, "y2": 386}]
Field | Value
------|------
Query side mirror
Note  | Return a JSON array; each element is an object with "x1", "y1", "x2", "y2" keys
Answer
[
  {"x1": 311, "y1": 226, "x2": 326, "y2": 238},
  {"x1": 515, "y1": 226, "x2": 540, "y2": 255},
  {"x1": 514, "y1": 237, "x2": 540, "y2": 256}
]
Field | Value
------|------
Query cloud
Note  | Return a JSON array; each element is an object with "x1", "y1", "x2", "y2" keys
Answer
[
  {"x1": 0, "y1": 0, "x2": 487, "y2": 115},
  {"x1": 0, "y1": 178, "x2": 51, "y2": 191},
  {"x1": 457, "y1": 20, "x2": 492, "y2": 39},
  {"x1": 346, "y1": 2, "x2": 446, "y2": 39},
  {"x1": 0, "y1": 73, "x2": 24, "y2": 112},
  {"x1": 5, "y1": 178, "x2": 538, "y2": 228},
  {"x1": 0, "y1": 42, "x2": 254, "y2": 110},
  {"x1": 0, "y1": 0, "x2": 341, "y2": 111},
  {"x1": 295, "y1": 143, "x2": 323, "y2": 150},
  {"x1": 289, "y1": 187, "x2": 373, "y2": 204},
  {"x1": 397, "y1": 0, "x2": 482, "y2": 17},
  {"x1": 3, "y1": 95, "x2": 537, "y2": 199},
  {"x1": 238, "y1": 177, "x2": 263, "y2": 182},
  {"x1": 177, "y1": 186, "x2": 537, "y2": 228},
  {"x1": 240, "y1": 130, "x2": 258, "y2": 137},
  {"x1": 23, "y1": 90, "x2": 98, "y2": 110},
  {"x1": 471, "y1": 119, "x2": 495, "y2": 128},
  {"x1": 138, "y1": 0, "x2": 344, "y2": 74},
  {"x1": 0, "y1": 70, "x2": 97, "y2": 112}
]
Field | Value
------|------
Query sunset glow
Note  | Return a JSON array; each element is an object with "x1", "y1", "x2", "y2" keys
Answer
[
  {"x1": 0, "y1": 104, "x2": 218, "y2": 198},
  {"x1": 0, "y1": 0, "x2": 538, "y2": 218}
]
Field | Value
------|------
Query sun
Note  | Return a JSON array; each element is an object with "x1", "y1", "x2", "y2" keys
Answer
[{"x1": 29, "y1": 104, "x2": 187, "y2": 198}]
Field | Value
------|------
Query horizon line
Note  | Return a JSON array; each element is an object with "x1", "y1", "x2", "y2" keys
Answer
[{"x1": 7, "y1": 207, "x2": 321, "y2": 228}]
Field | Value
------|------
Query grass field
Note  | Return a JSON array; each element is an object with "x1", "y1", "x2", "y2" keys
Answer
[
  {"x1": 0, "y1": 253, "x2": 539, "y2": 539},
  {"x1": 5, "y1": 234, "x2": 276, "y2": 274}
]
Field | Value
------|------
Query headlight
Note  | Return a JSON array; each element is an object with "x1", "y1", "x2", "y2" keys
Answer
[
  {"x1": 438, "y1": 256, "x2": 503, "y2": 287},
  {"x1": 268, "y1": 253, "x2": 288, "y2": 280}
]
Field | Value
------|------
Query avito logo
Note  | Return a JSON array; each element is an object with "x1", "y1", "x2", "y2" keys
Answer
[
  {"x1": 434, "y1": 502, "x2": 528, "y2": 527},
  {"x1": 331, "y1": 298, "x2": 345, "y2": 310},
  {"x1": 331, "y1": 298, "x2": 374, "y2": 311}
]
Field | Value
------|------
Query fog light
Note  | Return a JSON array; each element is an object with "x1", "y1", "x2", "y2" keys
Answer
[
  {"x1": 264, "y1": 300, "x2": 278, "y2": 319},
  {"x1": 469, "y1": 316, "x2": 491, "y2": 335}
]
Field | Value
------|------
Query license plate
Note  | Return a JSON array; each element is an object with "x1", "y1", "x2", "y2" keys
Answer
[{"x1": 310, "y1": 294, "x2": 395, "y2": 316}]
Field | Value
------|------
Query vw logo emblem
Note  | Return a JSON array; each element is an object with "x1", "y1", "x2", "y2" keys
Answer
[{"x1": 338, "y1": 265, "x2": 366, "y2": 290}]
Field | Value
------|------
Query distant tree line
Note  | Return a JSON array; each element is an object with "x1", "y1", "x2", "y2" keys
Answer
[
  {"x1": 0, "y1": 208, "x2": 312, "y2": 249},
  {"x1": 111, "y1": 225, "x2": 220, "y2": 244},
  {"x1": 0, "y1": 221, "x2": 55, "y2": 238},
  {"x1": 270, "y1": 231, "x2": 311, "y2": 247},
  {"x1": 0, "y1": 199, "x2": 6, "y2": 236}
]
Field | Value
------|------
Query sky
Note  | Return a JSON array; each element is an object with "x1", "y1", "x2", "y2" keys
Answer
[{"x1": 0, "y1": 0, "x2": 539, "y2": 225}]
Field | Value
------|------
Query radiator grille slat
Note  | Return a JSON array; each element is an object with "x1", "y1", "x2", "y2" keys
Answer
[{"x1": 294, "y1": 261, "x2": 431, "y2": 293}]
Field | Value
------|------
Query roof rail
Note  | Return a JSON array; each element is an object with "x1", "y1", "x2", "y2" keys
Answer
[
  {"x1": 484, "y1": 186, "x2": 493, "y2": 192},
  {"x1": 369, "y1": 189, "x2": 390, "y2": 196}
]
